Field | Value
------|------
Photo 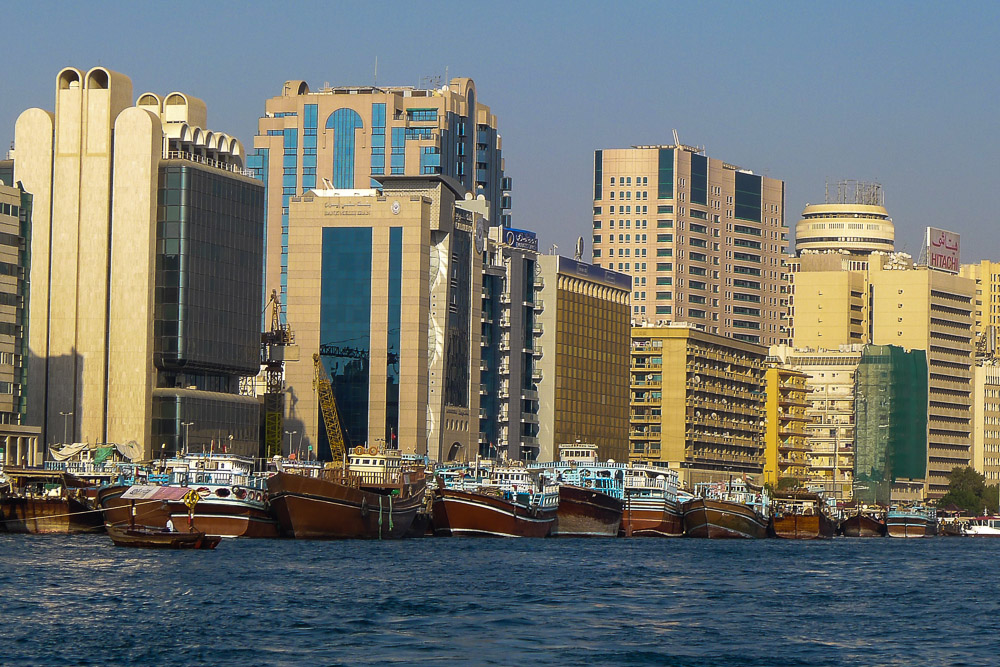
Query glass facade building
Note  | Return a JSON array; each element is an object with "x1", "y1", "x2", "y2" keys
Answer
[
  {"x1": 151, "y1": 163, "x2": 264, "y2": 456},
  {"x1": 252, "y1": 77, "x2": 511, "y2": 309}
]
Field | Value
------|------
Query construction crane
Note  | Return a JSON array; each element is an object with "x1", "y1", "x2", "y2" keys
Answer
[
  {"x1": 313, "y1": 353, "x2": 348, "y2": 465},
  {"x1": 261, "y1": 290, "x2": 296, "y2": 457}
]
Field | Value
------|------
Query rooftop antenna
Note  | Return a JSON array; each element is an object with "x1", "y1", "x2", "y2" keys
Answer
[
  {"x1": 574, "y1": 236, "x2": 585, "y2": 261},
  {"x1": 549, "y1": 244, "x2": 559, "y2": 255},
  {"x1": 672, "y1": 129, "x2": 680, "y2": 146},
  {"x1": 374, "y1": 56, "x2": 378, "y2": 88}
]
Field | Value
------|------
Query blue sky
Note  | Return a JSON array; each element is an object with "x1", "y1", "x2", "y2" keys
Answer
[{"x1": 3, "y1": 1, "x2": 999, "y2": 261}]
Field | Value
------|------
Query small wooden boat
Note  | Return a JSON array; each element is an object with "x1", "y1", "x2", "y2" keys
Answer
[
  {"x1": 107, "y1": 523, "x2": 221, "y2": 549},
  {"x1": 682, "y1": 479, "x2": 769, "y2": 539},
  {"x1": 840, "y1": 511, "x2": 886, "y2": 537},
  {"x1": 887, "y1": 505, "x2": 936, "y2": 538},
  {"x1": 769, "y1": 492, "x2": 835, "y2": 540}
]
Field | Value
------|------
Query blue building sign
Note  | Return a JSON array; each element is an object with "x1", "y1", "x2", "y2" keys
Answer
[{"x1": 503, "y1": 227, "x2": 538, "y2": 252}]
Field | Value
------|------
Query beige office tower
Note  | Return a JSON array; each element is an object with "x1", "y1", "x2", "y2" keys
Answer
[
  {"x1": 592, "y1": 143, "x2": 787, "y2": 345},
  {"x1": 0, "y1": 178, "x2": 41, "y2": 465},
  {"x1": 533, "y1": 255, "x2": 631, "y2": 462},
  {"x1": 793, "y1": 180, "x2": 894, "y2": 270},
  {"x1": 250, "y1": 78, "x2": 511, "y2": 306},
  {"x1": 768, "y1": 344, "x2": 863, "y2": 499},
  {"x1": 14, "y1": 67, "x2": 263, "y2": 457},
  {"x1": 972, "y1": 363, "x2": 1000, "y2": 484},
  {"x1": 630, "y1": 323, "x2": 767, "y2": 486},
  {"x1": 792, "y1": 252, "x2": 975, "y2": 497},
  {"x1": 959, "y1": 261, "x2": 1000, "y2": 359},
  {"x1": 281, "y1": 176, "x2": 484, "y2": 462}
]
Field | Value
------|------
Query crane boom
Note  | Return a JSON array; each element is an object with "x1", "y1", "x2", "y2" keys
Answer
[{"x1": 313, "y1": 353, "x2": 347, "y2": 464}]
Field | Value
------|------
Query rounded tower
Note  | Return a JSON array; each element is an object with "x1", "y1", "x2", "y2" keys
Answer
[{"x1": 795, "y1": 180, "x2": 894, "y2": 257}]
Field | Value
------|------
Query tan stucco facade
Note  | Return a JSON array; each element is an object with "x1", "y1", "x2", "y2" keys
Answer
[
  {"x1": 630, "y1": 323, "x2": 767, "y2": 487},
  {"x1": 790, "y1": 252, "x2": 975, "y2": 498},
  {"x1": 282, "y1": 178, "x2": 483, "y2": 463},
  {"x1": 592, "y1": 145, "x2": 788, "y2": 346}
]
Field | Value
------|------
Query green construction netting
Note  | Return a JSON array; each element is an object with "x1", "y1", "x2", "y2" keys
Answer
[{"x1": 854, "y1": 345, "x2": 928, "y2": 505}]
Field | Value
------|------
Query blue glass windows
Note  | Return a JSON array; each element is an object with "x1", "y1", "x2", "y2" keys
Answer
[
  {"x1": 302, "y1": 104, "x2": 318, "y2": 190},
  {"x1": 386, "y1": 227, "x2": 402, "y2": 443},
  {"x1": 371, "y1": 103, "x2": 386, "y2": 177},
  {"x1": 657, "y1": 148, "x2": 674, "y2": 199},
  {"x1": 734, "y1": 172, "x2": 762, "y2": 222},
  {"x1": 320, "y1": 227, "x2": 372, "y2": 453},
  {"x1": 390, "y1": 128, "x2": 405, "y2": 175},
  {"x1": 690, "y1": 153, "x2": 707, "y2": 206},
  {"x1": 325, "y1": 108, "x2": 364, "y2": 189}
]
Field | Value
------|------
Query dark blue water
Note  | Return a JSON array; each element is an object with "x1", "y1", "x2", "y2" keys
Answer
[{"x1": 0, "y1": 536, "x2": 996, "y2": 666}]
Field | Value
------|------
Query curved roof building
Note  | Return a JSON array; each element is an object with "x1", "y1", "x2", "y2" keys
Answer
[{"x1": 795, "y1": 181, "x2": 894, "y2": 257}]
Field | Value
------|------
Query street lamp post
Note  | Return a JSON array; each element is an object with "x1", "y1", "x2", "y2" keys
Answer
[
  {"x1": 59, "y1": 411, "x2": 73, "y2": 446},
  {"x1": 181, "y1": 421, "x2": 194, "y2": 456},
  {"x1": 228, "y1": 434, "x2": 234, "y2": 454},
  {"x1": 285, "y1": 430, "x2": 297, "y2": 458}
]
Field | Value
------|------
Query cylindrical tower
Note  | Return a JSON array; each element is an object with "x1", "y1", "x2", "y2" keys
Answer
[{"x1": 795, "y1": 181, "x2": 894, "y2": 257}]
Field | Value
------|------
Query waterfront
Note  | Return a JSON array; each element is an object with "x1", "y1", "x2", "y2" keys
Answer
[{"x1": 1, "y1": 537, "x2": 998, "y2": 666}]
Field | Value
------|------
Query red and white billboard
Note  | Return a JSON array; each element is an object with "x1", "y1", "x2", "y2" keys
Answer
[{"x1": 926, "y1": 227, "x2": 960, "y2": 274}]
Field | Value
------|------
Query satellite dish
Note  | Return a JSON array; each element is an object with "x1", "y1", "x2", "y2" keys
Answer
[{"x1": 574, "y1": 236, "x2": 585, "y2": 261}]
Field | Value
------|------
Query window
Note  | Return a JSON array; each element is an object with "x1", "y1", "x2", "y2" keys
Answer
[
  {"x1": 657, "y1": 220, "x2": 673, "y2": 228},
  {"x1": 407, "y1": 108, "x2": 438, "y2": 122},
  {"x1": 657, "y1": 234, "x2": 673, "y2": 243},
  {"x1": 658, "y1": 148, "x2": 674, "y2": 199}
]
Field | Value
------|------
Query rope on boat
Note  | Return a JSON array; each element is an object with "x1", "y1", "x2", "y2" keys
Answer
[{"x1": 0, "y1": 498, "x2": 164, "y2": 526}]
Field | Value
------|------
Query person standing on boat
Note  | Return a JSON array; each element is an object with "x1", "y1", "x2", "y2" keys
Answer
[{"x1": 165, "y1": 518, "x2": 175, "y2": 532}]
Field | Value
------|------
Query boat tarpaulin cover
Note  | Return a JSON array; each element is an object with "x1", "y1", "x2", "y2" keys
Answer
[{"x1": 120, "y1": 486, "x2": 190, "y2": 501}]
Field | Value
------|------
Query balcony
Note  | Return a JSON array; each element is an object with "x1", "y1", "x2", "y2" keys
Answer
[{"x1": 534, "y1": 299, "x2": 544, "y2": 312}]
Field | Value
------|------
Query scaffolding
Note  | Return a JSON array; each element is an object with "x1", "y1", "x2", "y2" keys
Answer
[{"x1": 853, "y1": 345, "x2": 927, "y2": 504}]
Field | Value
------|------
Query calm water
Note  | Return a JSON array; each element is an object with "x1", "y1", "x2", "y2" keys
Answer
[{"x1": 0, "y1": 535, "x2": 997, "y2": 666}]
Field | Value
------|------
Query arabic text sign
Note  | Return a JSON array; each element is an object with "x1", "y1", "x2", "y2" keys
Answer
[
  {"x1": 503, "y1": 228, "x2": 538, "y2": 252},
  {"x1": 926, "y1": 227, "x2": 960, "y2": 274}
]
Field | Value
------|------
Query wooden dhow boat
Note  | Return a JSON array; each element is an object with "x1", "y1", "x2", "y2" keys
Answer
[
  {"x1": 0, "y1": 468, "x2": 104, "y2": 534},
  {"x1": 432, "y1": 461, "x2": 559, "y2": 538},
  {"x1": 107, "y1": 524, "x2": 221, "y2": 549},
  {"x1": 768, "y1": 492, "x2": 835, "y2": 540},
  {"x1": 682, "y1": 478, "x2": 769, "y2": 539},
  {"x1": 98, "y1": 453, "x2": 278, "y2": 538},
  {"x1": 840, "y1": 507, "x2": 887, "y2": 537},
  {"x1": 886, "y1": 505, "x2": 936, "y2": 538},
  {"x1": 266, "y1": 446, "x2": 426, "y2": 539},
  {"x1": 532, "y1": 444, "x2": 625, "y2": 537}
]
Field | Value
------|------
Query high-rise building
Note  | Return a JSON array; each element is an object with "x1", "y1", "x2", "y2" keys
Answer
[
  {"x1": 791, "y1": 251, "x2": 975, "y2": 498},
  {"x1": 0, "y1": 179, "x2": 41, "y2": 465},
  {"x1": 534, "y1": 255, "x2": 630, "y2": 462},
  {"x1": 281, "y1": 176, "x2": 485, "y2": 462},
  {"x1": 14, "y1": 67, "x2": 263, "y2": 457},
  {"x1": 854, "y1": 345, "x2": 928, "y2": 505},
  {"x1": 959, "y1": 260, "x2": 1000, "y2": 359},
  {"x1": 479, "y1": 226, "x2": 541, "y2": 461},
  {"x1": 768, "y1": 344, "x2": 863, "y2": 499},
  {"x1": 250, "y1": 78, "x2": 511, "y2": 305},
  {"x1": 972, "y1": 363, "x2": 1000, "y2": 484},
  {"x1": 630, "y1": 323, "x2": 767, "y2": 486},
  {"x1": 794, "y1": 180, "x2": 894, "y2": 267},
  {"x1": 762, "y1": 365, "x2": 810, "y2": 487},
  {"x1": 591, "y1": 142, "x2": 787, "y2": 345}
]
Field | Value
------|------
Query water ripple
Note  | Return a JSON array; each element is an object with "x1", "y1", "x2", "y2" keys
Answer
[{"x1": 0, "y1": 536, "x2": 998, "y2": 665}]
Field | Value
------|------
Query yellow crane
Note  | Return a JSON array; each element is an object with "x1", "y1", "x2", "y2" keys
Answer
[{"x1": 313, "y1": 353, "x2": 347, "y2": 465}]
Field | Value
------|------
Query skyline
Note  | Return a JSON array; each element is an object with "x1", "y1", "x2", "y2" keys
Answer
[{"x1": 3, "y1": 2, "x2": 999, "y2": 261}]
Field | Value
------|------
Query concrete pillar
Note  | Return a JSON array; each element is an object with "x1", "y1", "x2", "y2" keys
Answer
[{"x1": 15, "y1": 438, "x2": 23, "y2": 466}]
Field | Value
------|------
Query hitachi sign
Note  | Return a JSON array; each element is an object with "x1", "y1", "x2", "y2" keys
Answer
[{"x1": 925, "y1": 227, "x2": 960, "y2": 274}]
